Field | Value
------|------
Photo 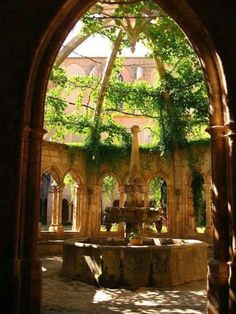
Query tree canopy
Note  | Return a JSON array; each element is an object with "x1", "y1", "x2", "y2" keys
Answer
[{"x1": 44, "y1": 0, "x2": 209, "y2": 165}]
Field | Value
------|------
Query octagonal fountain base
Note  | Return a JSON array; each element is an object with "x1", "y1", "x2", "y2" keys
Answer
[{"x1": 61, "y1": 237, "x2": 208, "y2": 288}]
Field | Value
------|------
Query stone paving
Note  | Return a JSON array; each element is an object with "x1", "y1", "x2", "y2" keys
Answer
[{"x1": 42, "y1": 256, "x2": 207, "y2": 314}]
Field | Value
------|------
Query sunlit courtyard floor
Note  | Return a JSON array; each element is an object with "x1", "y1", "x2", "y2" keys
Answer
[{"x1": 42, "y1": 256, "x2": 207, "y2": 314}]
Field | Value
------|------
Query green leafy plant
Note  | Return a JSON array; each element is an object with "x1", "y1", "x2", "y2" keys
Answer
[
  {"x1": 129, "y1": 231, "x2": 143, "y2": 239},
  {"x1": 44, "y1": 0, "x2": 209, "y2": 163}
]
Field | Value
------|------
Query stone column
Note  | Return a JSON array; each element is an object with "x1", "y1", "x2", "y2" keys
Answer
[
  {"x1": 119, "y1": 185, "x2": 126, "y2": 207},
  {"x1": 143, "y1": 184, "x2": 149, "y2": 207},
  {"x1": 129, "y1": 125, "x2": 142, "y2": 181},
  {"x1": 87, "y1": 185, "x2": 101, "y2": 236},
  {"x1": 166, "y1": 185, "x2": 173, "y2": 236},
  {"x1": 206, "y1": 125, "x2": 229, "y2": 314},
  {"x1": 172, "y1": 149, "x2": 183, "y2": 238},
  {"x1": 72, "y1": 183, "x2": 80, "y2": 231},
  {"x1": 225, "y1": 122, "x2": 236, "y2": 313},
  {"x1": 203, "y1": 183, "x2": 213, "y2": 236},
  {"x1": 142, "y1": 184, "x2": 151, "y2": 233},
  {"x1": 118, "y1": 186, "x2": 125, "y2": 234},
  {"x1": 20, "y1": 127, "x2": 47, "y2": 313},
  {"x1": 49, "y1": 184, "x2": 64, "y2": 233},
  {"x1": 57, "y1": 185, "x2": 64, "y2": 233},
  {"x1": 49, "y1": 183, "x2": 58, "y2": 231},
  {"x1": 183, "y1": 183, "x2": 195, "y2": 236},
  {"x1": 78, "y1": 184, "x2": 87, "y2": 236},
  {"x1": 95, "y1": 185, "x2": 102, "y2": 235}
]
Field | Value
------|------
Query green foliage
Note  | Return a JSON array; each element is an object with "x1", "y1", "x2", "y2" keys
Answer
[
  {"x1": 44, "y1": 0, "x2": 209, "y2": 161},
  {"x1": 84, "y1": 140, "x2": 130, "y2": 171},
  {"x1": 129, "y1": 231, "x2": 143, "y2": 239},
  {"x1": 149, "y1": 177, "x2": 166, "y2": 208},
  {"x1": 67, "y1": 144, "x2": 83, "y2": 164},
  {"x1": 102, "y1": 176, "x2": 117, "y2": 194},
  {"x1": 63, "y1": 174, "x2": 76, "y2": 201}
]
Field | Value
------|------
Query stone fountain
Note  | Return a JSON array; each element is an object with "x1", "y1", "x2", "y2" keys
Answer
[
  {"x1": 104, "y1": 125, "x2": 159, "y2": 236},
  {"x1": 61, "y1": 126, "x2": 208, "y2": 289}
]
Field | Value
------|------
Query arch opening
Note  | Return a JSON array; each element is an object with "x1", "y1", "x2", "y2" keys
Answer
[{"x1": 19, "y1": 0, "x2": 230, "y2": 313}]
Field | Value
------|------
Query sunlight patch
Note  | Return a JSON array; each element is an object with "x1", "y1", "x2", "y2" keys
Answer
[{"x1": 93, "y1": 290, "x2": 113, "y2": 303}]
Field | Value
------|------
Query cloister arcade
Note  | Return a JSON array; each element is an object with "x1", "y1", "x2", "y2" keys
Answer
[{"x1": 39, "y1": 140, "x2": 212, "y2": 239}]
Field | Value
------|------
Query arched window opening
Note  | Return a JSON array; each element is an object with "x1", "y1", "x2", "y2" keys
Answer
[
  {"x1": 39, "y1": 171, "x2": 58, "y2": 231},
  {"x1": 39, "y1": 172, "x2": 51, "y2": 227},
  {"x1": 149, "y1": 176, "x2": 168, "y2": 234},
  {"x1": 101, "y1": 175, "x2": 119, "y2": 232},
  {"x1": 15, "y1": 0, "x2": 230, "y2": 312},
  {"x1": 191, "y1": 172, "x2": 206, "y2": 233},
  {"x1": 63, "y1": 173, "x2": 78, "y2": 230},
  {"x1": 136, "y1": 66, "x2": 143, "y2": 80}
]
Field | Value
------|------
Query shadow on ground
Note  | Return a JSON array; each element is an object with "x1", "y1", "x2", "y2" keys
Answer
[{"x1": 42, "y1": 256, "x2": 207, "y2": 314}]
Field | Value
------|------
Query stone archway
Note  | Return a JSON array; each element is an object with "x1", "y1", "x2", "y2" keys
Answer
[{"x1": 0, "y1": 1, "x2": 233, "y2": 313}]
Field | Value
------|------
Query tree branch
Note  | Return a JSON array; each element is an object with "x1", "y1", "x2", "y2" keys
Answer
[
  {"x1": 47, "y1": 96, "x2": 95, "y2": 110},
  {"x1": 101, "y1": 0, "x2": 142, "y2": 5},
  {"x1": 105, "y1": 107, "x2": 158, "y2": 118}
]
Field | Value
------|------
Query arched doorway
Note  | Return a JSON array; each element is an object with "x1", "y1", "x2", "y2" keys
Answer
[
  {"x1": 4, "y1": 1, "x2": 231, "y2": 313},
  {"x1": 191, "y1": 171, "x2": 206, "y2": 233},
  {"x1": 148, "y1": 176, "x2": 168, "y2": 234},
  {"x1": 100, "y1": 174, "x2": 120, "y2": 232}
]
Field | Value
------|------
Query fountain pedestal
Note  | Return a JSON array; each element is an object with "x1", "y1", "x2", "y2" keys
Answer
[{"x1": 104, "y1": 125, "x2": 160, "y2": 237}]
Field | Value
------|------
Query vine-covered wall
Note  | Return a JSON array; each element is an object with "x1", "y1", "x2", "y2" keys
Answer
[{"x1": 41, "y1": 140, "x2": 212, "y2": 238}]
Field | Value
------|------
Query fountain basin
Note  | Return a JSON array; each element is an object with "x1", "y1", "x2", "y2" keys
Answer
[{"x1": 62, "y1": 237, "x2": 208, "y2": 288}]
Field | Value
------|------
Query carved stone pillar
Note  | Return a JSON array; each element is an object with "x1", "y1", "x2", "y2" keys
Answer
[
  {"x1": 172, "y1": 149, "x2": 184, "y2": 238},
  {"x1": 49, "y1": 183, "x2": 58, "y2": 231},
  {"x1": 72, "y1": 183, "x2": 81, "y2": 231},
  {"x1": 57, "y1": 185, "x2": 64, "y2": 227},
  {"x1": 49, "y1": 184, "x2": 64, "y2": 233},
  {"x1": 184, "y1": 183, "x2": 195, "y2": 236},
  {"x1": 142, "y1": 184, "x2": 151, "y2": 233},
  {"x1": 95, "y1": 185, "x2": 102, "y2": 235},
  {"x1": 203, "y1": 182, "x2": 213, "y2": 236},
  {"x1": 87, "y1": 185, "x2": 101, "y2": 236},
  {"x1": 78, "y1": 184, "x2": 87, "y2": 235},
  {"x1": 225, "y1": 122, "x2": 236, "y2": 313},
  {"x1": 20, "y1": 127, "x2": 47, "y2": 313},
  {"x1": 206, "y1": 125, "x2": 229, "y2": 314},
  {"x1": 119, "y1": 185, "x2": 126, "y2": 207},
  {"x1": 118, "y1": 186, "x2": 125, "y2": 234},
  {"x1": 143, "y1": 184, "x2": 149, "y2": 207},
  {"x1": 166, "y1": 185, "x2": 173, "y2": 236}
]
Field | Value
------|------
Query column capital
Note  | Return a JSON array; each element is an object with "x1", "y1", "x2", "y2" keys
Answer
[
  {"x1": 93, "y1": 185, "x2": 102, "y2": 192},
  {"x1": 50, "y1": 183, "x2": 58, "y2": 192},
  {"x1": 57, "y1": 184, "x2": 64, "y2": 191},
  {"x1": 23, "y1": 126, "x2": 47, "y2": 140},
  {"x1": 224, "y1": 121, "x2": 236, "y2": 138},
  {"x1": 206, "y1": 125, "x2": 227, "y2": 139},
  {"x1": 119, "y1": 185, "x2": 125, "y2": 193}
]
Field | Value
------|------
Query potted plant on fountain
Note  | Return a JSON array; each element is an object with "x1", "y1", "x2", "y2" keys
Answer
[{"x1": 128, "y1": 231, "x2": 143, "y2": 246}]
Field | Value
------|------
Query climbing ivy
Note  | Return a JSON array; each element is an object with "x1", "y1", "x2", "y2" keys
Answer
[{"x1": 44, "y1": 0, "x2": 209, "y2": 164}]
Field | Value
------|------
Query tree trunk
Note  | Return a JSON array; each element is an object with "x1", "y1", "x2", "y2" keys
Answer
[
  {"x1": 93, "y1": 30, "x2": 124, "y2": 120},
  {"x1": 55, "y1": 33, "x2": 91, "y2": 66}
]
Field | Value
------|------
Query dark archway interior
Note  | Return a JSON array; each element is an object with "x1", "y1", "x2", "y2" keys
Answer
[{"x1": 0, "y1": 1, "x2": 236, "y2": 313}]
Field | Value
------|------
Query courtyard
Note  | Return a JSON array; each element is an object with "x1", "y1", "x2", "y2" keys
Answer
[{"x1": 42, "y1": 256, "x2": 207, "y2": 314}]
